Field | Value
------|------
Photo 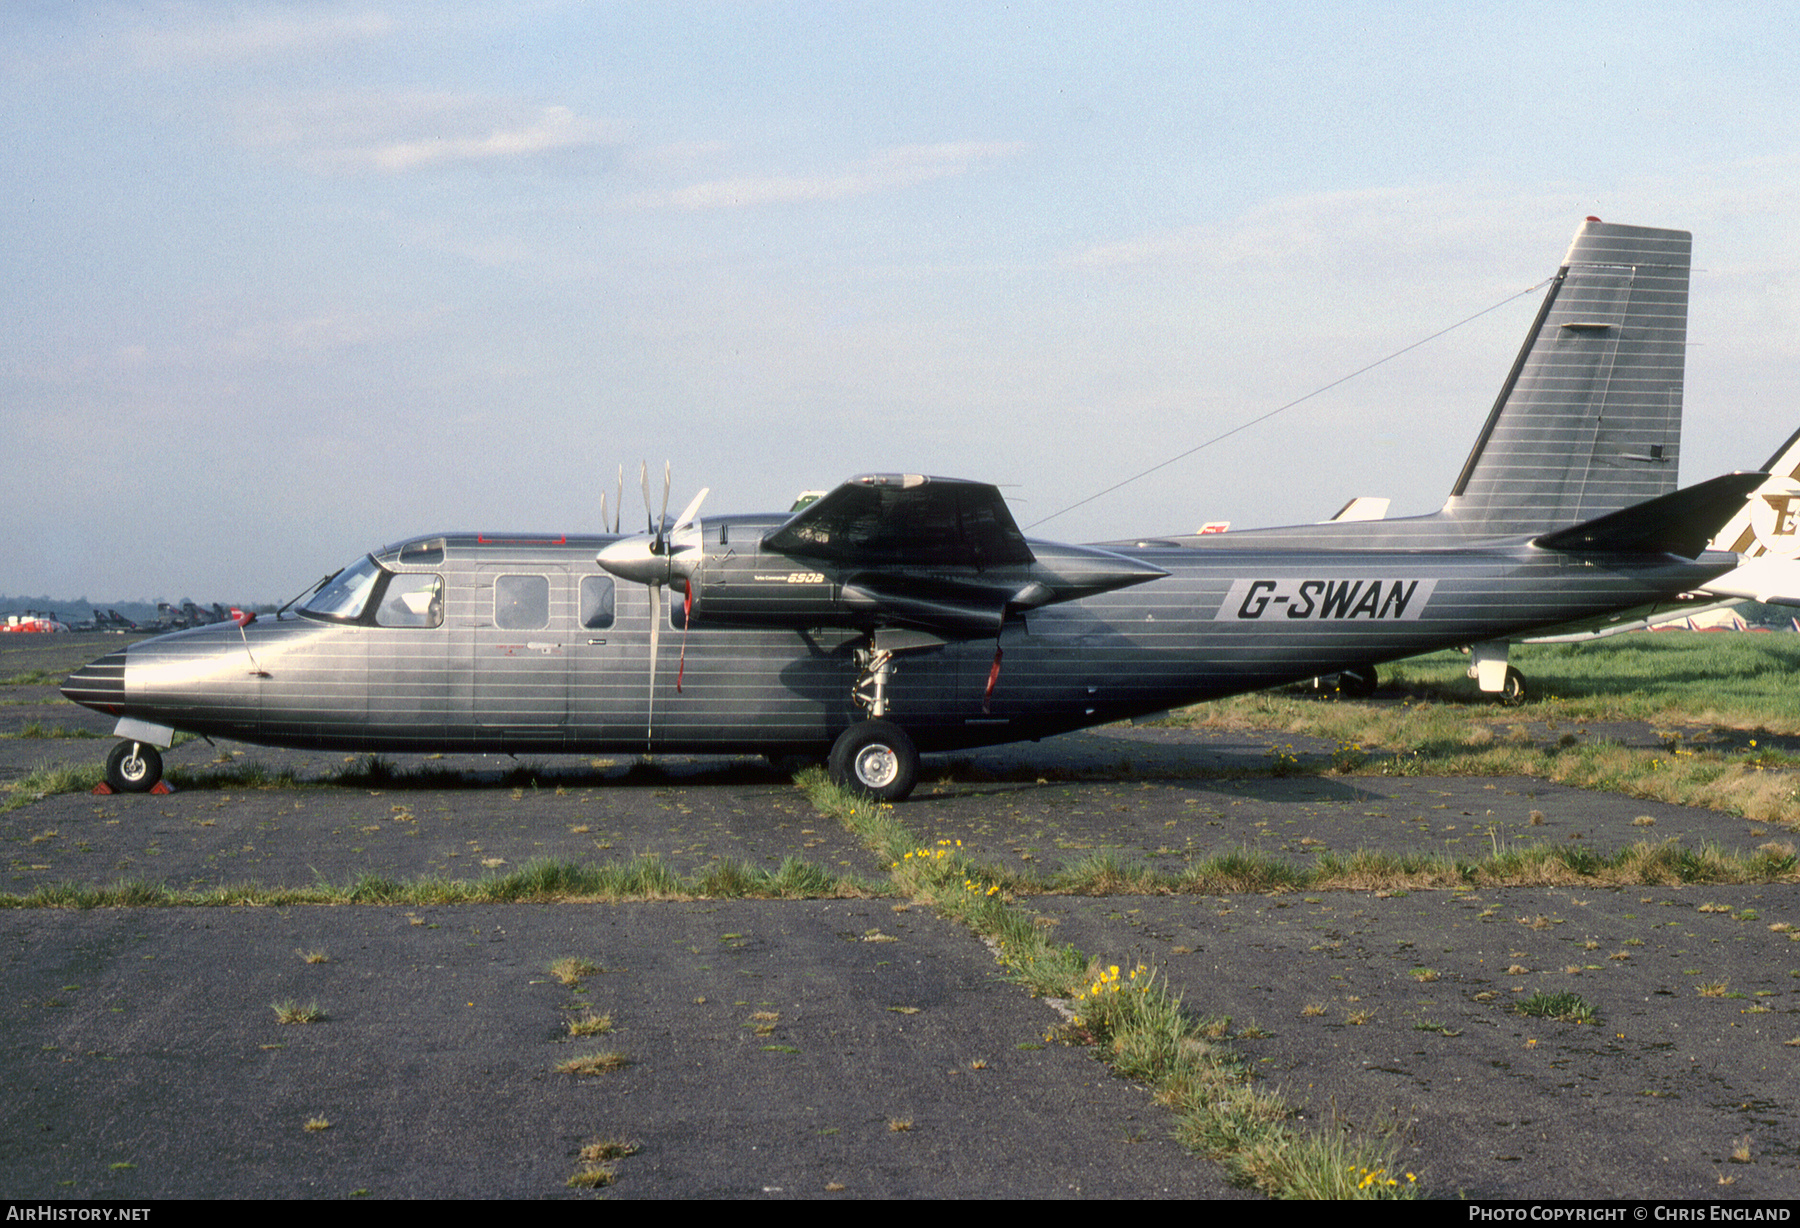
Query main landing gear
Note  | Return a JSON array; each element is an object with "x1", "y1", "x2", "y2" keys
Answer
[
  {"x1": 104, "y1": 740, "x2": 165, "y2": 793},
  {"x1": 829, "y1": 719, "x2": 919, "y2": 803},
  {"x1": 828, "y1": 636, "x2": 925, "y2": 802}
]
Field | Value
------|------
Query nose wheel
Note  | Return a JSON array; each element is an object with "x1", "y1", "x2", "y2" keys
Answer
[
  {"x1": 105, "y1": 740, "x2": 165, "y2": 793},
  {"x1": 828, "y1": 719, "x2": 919, "y2": 802}
]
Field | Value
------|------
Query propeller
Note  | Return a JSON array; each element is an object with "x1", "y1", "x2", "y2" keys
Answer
[
  {"x1": 596, "y1": 463, "x2": 708, "y2": 748},
  {"x1": 599, "y1": 464, "x2": 624, "y2": 536}
]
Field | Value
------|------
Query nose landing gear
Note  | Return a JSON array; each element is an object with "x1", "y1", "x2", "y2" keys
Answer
[{"x1": 103, "y1": 740, "x2": 167, "y2": 793}]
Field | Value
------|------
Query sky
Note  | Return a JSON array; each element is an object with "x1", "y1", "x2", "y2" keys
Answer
[{"x1": 4, "y1": 2, "x2": 1797, "y2": 604}]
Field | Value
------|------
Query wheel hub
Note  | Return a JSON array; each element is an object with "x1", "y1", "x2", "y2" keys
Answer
[{"x1": 853, "y1": 744, "x2": 898, "y2": 789}]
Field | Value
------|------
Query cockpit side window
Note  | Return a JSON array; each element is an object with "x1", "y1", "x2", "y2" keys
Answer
[
  {"x1": 376, "y1": 574, "x2": 444, "y2": 628},
  {"x1": 298, "y1": 556, "x2": 384, "y2": 623},
  {"x1": 398, "y1": 539, "x2": 445, "y2": 566}
]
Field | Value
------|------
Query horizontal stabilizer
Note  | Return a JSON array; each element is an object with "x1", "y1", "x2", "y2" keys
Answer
[
  {"x1": 1327, "y1": 497, "x2": 1390, "y2": 523},
  {"x1": 1534, "y1": 472, "x2": 1767, "y2": 558}
]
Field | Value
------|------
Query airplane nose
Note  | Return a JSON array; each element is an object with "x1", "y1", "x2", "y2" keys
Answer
[{"x1": 62, "y1": 648, "x2": 127, "y2": 715}]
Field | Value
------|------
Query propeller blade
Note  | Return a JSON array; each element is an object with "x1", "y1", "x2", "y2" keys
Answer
[
  {"x1": 676, "y1": 579, "x2": 692, "y2": 693},
  {"x1": 640, "y1": 461, "x2": 654, "y2": 537},
  {"x1": 657, "y1": 462, "x2": 672, "y2": 552},
  {"x1": 645, "y1": 581, "x2": 661, "y2": 749},
  {"x1": 673, "y1": 487, "x2": 709, "y2": 534},
  {"x1": 614, "y1": 465, "x2": 623, "y2": 533},
  {"x1": 599, "y1": 490, "x2": 609, "y2": 538}
]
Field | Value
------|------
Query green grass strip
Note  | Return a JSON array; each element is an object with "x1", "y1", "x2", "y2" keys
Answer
[
  {"x1": 0, "y1": 722, "x2": 103, "y2": 740},
  {"x1": 0, "y1": 854, "x2": 871, "y2": 909}
]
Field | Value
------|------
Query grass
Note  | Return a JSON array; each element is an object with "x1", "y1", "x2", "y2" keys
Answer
[
  {"x1": 0, "y1": 722, "x2": 103, "y2": 740},
  {"x1": 566, "y1": 1010, "x2": 613, "y2": 1037},
  {"x1": 566, "y1": 1165, "x2": 616, "y2": 1189},
  {"x1": 272, "y1": 1000, "x2": 324, "y2": 1025},
  {"x1": 1, "y1": 763, "x2": 106, "y2": 814},
  {"x1": 549, "y1": 957, "x2": 598, "y2": 986},
  {"x1": 568, "y1": 1139, "x2": 641, "y2": 1191},
  {"x1": 6, "y1": 833, "x2": 1786, "y2": 914},
  {"x1": 0, "y1": 855, "x2": 873, "y2": 910},
  {"x1": 1515, "y1": 991, "x2": 1598, "y2": 1024},
  {"x1": 556, "y1": 1051, "x2": 629, "y2": 1076},
  {"x1": 1251, "y1": 635, "x2": 1800, "y2": 731},
  {"x1": 1162, "y1": 635, "x2": 1800, "y2": 827},
  {"x1": 0, "y1": 667, "x2": 66, "y2": 686},
  {"x1": 568, "y1": 1140, "x2": 641, "y2": 1190},
  {"x1": 579, "y1": 1139, "x2": 640, "y2": 1162}
]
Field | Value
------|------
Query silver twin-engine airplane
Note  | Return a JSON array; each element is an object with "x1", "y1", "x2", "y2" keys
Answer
[{"x1": 63, "y1": 220, "x2": 1800, "y2": 800}]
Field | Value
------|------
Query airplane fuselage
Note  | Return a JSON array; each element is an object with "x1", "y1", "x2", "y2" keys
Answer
[{"x1": 63, "y1": 524, "x2": 1736, "y2": 759}]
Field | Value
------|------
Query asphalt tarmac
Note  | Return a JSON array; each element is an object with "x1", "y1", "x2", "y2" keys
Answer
[{"x1": 3, "y1": 635, "x2": 1797, "y2": 1199}]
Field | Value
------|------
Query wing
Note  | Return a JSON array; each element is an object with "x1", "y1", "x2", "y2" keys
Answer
[
  {"x1": 606, "y1": 473, "x2": 1161, "y2": 637},
  {"x1": 761, "y1": 473, "x2": 1035, "y2": 570}
]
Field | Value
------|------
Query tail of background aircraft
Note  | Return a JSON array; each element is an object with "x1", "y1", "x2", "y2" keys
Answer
[
  {"x1": 1693, "y1": 427, "x2": 1800, "y2": 607},
  {"x1": 1440, "y1": 219, "x2": 1691, "y2": 537},
  {"x1": 1710, "y1": 426, "x2": 1800, "y2": 560}
]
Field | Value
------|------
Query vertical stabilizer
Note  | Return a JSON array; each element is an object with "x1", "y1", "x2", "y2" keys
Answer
[{"x1": 1441, "y1": 220, "x2": 1691, "y2": 536}]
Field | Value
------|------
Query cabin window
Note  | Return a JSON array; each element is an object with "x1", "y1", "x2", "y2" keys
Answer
[
  {"x1": 298, "y1": 555, "x2": 383, "y2": 622},
  {"x1": 579, "y1": 576, "x2": 615, "y2": 629},
  {"x1": 494, "y1": 574, "x2": 549, "y2": 630},
  {"x1": 375, "y1": 574, "x2": 444, "y2": 628}
]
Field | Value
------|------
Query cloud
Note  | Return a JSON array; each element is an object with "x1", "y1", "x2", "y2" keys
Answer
[
  {"x1": 240, "y1": 93, "x2": 623, "y2": 174},
  {"x1": 631, "y1": 142, "x2": 1026, "y2": 210},
  {"x1": 130, "y1": 6, "x2": 395, "y2": 68},
  {"x1": 361, "y1": 105, "x2": 617, "y2": 171}
]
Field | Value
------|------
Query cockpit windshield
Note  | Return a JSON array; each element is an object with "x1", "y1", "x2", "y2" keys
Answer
[{"x1": 298, "y1": 555, "x2": 383, "y2": 622}]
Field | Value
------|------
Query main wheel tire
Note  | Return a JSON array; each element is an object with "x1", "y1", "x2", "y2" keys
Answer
[
  {"x1": 1498, "y1": 666, "x2": 1526, "y2": 707},
  {"x1": 106, "y1": 740, "x2": 163, "y2": 793},
  {"x1": 1337, "y1": 665, "x2": 1378, "y2": 699},
  {"x1": 828, "y1": 720, "x2": 919, "y2": 802}
]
